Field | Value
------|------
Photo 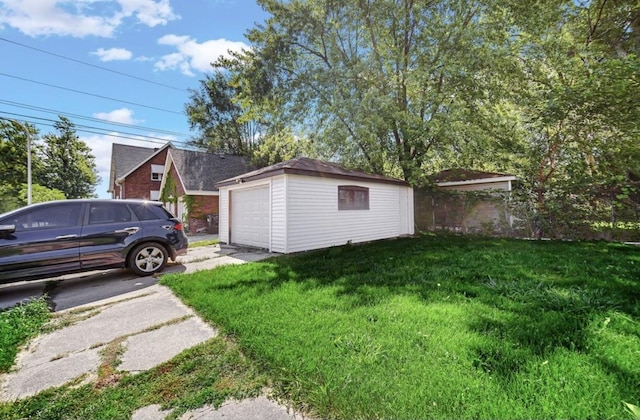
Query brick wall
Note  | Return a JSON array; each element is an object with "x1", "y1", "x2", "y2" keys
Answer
[
  {"x1": 186, "y1": 195, "x2": 219, "y2": 234},
  {"x1": 121, "y1": 149, "x2": 169, "y2": 200}
]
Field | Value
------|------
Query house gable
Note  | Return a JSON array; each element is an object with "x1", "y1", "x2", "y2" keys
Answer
[{"x1": 109, "y1": 142, "x2": 173, "y2": 198}]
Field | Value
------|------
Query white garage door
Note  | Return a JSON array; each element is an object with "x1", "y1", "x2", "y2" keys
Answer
[{"x1": 231, "y1": 186, "x2": 270, "y2": 248}]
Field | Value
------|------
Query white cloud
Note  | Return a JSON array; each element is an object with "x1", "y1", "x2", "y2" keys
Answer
[
  {"x1": 93, "y1": 108, "x2": 138, "y2": 124},
  {"x1": 91, "y1": 47, "x2": 133, "y2": 62},
  {"x1": 0, "y1": 0, "x2": 179, "y2": 38},
  {"x1": 155, "y1": 34, "x2": 248, "y2": 76},
  {"x1": 135, "y1": 55, "x2": 154, "y2": 62}
]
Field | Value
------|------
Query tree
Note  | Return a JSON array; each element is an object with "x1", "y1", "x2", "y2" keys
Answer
[
  {"x1": 504, "y1": 0, "x2": 640, "y2": 237},
  {"x1": 0, "y1": 120, "x2": 45, "y2": 212},
  {"x1": 221, "y1": 0, "x2": 524, "y2": 182},
  {"x1": 39, "y1": 116, "x2": 99, "y2": 199},
  {"x1": 185, "y1": 71, "x2": 264, "y2": 156}
]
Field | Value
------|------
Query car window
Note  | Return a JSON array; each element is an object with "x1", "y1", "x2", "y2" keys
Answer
[
  {"x1": 88, "y1": 203, "x2": 132, "y2": 225},
  {"x1": 131, "y1": 203, "x2": 174, "y2": 220},
  {"x1": 11, "y1": 203, "x2": 82, "y2": 231}
]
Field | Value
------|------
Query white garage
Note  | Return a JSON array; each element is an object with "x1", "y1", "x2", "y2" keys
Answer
[{"x1": 216, "y1": 157, "x2": 414, "y2": 253}]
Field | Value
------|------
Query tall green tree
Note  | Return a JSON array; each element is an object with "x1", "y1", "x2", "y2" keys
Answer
[
  {"x1": 0, "y1": 119, "x2": 40, "y2": 192},
  {"x1": 185, "y1": 71, "x2": 264, "y2": 156},
  {"x1": 504, "y1": 0, "x2": 640, "y2": 236},
  {"x1": 0, "y1": 120, "x2": 44, "y2": 212},
  {"x1": 225, "y1": 0, "x2": 524, "y2": 181},
  {"x1": 39, "y1": 116, "x2": 99, "y2": 199}
]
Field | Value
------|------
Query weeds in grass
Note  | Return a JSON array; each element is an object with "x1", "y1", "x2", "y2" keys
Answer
[
  {"x1": 0, "y1": 337, "x2": 266, "y2": 420},
  {"x1": 0, "y1": 298, "x2": 50, "y2": 373}
]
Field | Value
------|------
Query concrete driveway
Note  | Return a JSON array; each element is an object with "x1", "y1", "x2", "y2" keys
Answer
[{"x1": 0, "y1": 243, "x2": 308, "y2": 419}]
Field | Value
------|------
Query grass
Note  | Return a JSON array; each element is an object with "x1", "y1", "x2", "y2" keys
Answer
[
  {"x1": 188, "y1": 238, "x2": 219, "y2": 248},
  {"x1": 160, "y1": 234, "x2": 640, "y2": 419},
  {"x1": 0, "y1": 298, "x2": 50, "y2": 373},
  {"x1": 1, "y1": 234, "x2": 638, "y2": 419}
]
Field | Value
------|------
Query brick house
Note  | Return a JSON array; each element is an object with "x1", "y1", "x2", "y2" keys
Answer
[
  {"x1": 108, "y1": 143, "x2": 173, "y2": 200},
  {"x1": 159, "y1": 148, "x2": 251, "y2": 234}
]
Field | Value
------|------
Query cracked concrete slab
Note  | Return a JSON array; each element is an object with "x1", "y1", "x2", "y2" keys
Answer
[
  {"x1": 1, "y1": 347, "x2": 101, "y2": 400},
  {"x1": 180, "y1": 396, "x2": 304, "y2": 420},
  {"x1": 120, "y1": 317, "x2": 216, "y2": 372}
]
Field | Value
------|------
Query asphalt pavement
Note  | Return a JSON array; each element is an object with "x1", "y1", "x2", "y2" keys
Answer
[{"x1": 0, "y1": 241, "x2": 310, "y2": 419}]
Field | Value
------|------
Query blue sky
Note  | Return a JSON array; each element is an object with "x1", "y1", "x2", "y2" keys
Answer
[{"x1": 0, "y1": 0, "x2": 269, "y2": 198}]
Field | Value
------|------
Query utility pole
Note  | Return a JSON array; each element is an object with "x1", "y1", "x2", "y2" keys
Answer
[{"x1": 1, "y1": 117, "x2": 32, "y2": 205}]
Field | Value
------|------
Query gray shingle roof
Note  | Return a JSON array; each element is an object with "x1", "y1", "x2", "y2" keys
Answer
[
  {"x1": 216, "y1": 157, "x2": 409, "y2": 187},
  {"x1": 169, "y1": 149, "x2": 251, "y2": 192},
  {"x1": 109, "y1": 143, "x2": 165, "y2": 192}
]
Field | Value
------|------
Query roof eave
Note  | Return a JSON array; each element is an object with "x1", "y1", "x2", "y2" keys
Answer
[
  {"x1": 436, "y1": 175, "x2": 517, "y2": 187},
  {"x1": 216, "y1": 167, "x2": 409, "y2": 188}
]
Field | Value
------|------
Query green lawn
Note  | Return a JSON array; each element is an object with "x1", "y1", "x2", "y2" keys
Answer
[
  {"x1": 1, "y1": 234, "x2": 638, "y2": 419},
  {"x1": 161, "y1": 234, "x2": 640, "y2": 419}
]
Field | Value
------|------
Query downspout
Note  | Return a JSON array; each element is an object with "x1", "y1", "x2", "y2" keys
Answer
[{"x1": 116, "y1": 179, "x2": 124, "y2": 199}]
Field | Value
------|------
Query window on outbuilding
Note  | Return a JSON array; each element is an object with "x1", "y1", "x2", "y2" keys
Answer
[{"x1": 338, "y1": 185, "x2": 369, "y2": 210}]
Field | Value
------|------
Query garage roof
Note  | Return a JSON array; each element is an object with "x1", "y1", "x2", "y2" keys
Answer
[{"x1": 216, "y1": 157, "x2": 409, "y2": 187}]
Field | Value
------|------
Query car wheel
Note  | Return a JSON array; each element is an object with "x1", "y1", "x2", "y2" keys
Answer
[{"x1": 128, "y1": 242, "x2": 168, "y2": 276}]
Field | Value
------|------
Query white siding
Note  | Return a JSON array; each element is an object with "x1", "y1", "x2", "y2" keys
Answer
[
  {"x1": 407, "y1": 188, "x2": 415, "y2": 234},
  {"x1": 284, "y1": 175, "x2": 408, "y2": 253},
  {"x1": 220, "y1": 174, "x2": 413, "y2": 254},
  {"x1": 270, "y1": 176, "x2": 287, "y2": 253},
  {"x1": 218, "y1": 189, "x2": 229, "y2": 243},
  {"x1": 399, "y1": 187, "x2": 409, "y2": 234}
]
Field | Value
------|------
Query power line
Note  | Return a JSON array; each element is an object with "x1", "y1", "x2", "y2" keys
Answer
[
  {"x1": 0, "y1": 99, "x2": 191, "y2": 138},
  {"x1": 0, "y1": 36, "x2": 186, "y2": 92},
  {"x1": 1, "y1": 113, "x2": 194, "y2": 148},
  {"x1": 0, "y1": 72, "x2": 185, "y2": 116}
]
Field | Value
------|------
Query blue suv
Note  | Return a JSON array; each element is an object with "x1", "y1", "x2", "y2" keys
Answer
[{"x1": 0, "y1": 199, "x2": 188, "y2": 283}]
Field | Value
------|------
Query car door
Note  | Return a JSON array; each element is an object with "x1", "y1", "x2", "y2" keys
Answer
[
  {"x1": 0, "y1": 202, "x2": 83, "y2": 283},
  {"x1": 79, "y1": 202, "x2": 143, "y2": 268}
]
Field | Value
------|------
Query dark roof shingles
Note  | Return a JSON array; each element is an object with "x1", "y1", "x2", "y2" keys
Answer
[
  {"x1": 112, "y1": 144, "x2": 160, "y2": 180},
  {"x1": 169, "y1": 149, "x2": 251, "y2": 192},
  {"x1": 217, "y1": 157, "x2": 408, "y2": 187}
]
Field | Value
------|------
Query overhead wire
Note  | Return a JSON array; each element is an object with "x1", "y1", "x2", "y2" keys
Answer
[
  {"x1": 0, "y1": 113, "x2": 196, "y2": 148},
  {"x1": 0, "y1": 111, "x2": 192, "y2": 145},
  {"x1": 0, "y1": 72, "x2": 185, "y2": 116},
  {"x1": 0, "y1": 36, "x2": 186, "y2": 92},
  {"x1": 0, "y1": 35, "x2": 202, "y2": 148},
  {"x1": 0, "y1": 99, "x2": 191, "y2": 138}
]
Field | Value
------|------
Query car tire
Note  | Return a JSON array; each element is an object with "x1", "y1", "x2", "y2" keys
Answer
[{"x1": 128, "y1": 242, "x2": 168, "y2": 276}]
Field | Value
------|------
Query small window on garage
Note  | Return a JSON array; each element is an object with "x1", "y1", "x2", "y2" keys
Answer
[{"x1": 338, "y1": 185, "x2": 369, "y2": 210}]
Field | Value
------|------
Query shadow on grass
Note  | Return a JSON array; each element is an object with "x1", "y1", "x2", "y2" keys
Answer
[{"x1": 168, "y1": 234, "x2": 640, "y2": 404}]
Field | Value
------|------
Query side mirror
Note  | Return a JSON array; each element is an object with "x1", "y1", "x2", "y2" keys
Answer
[{"x1": 0, "y1": 224, "x2": 16, "y2": 235}]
